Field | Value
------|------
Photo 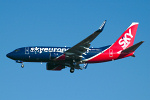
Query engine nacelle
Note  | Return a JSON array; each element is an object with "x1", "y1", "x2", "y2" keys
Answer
[{"x1": 46, "y1": 62, "x2": 65, "y2": 71}]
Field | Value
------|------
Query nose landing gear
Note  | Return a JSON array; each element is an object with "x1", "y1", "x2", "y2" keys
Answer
[{"x1": 21, "y1": 63, "x2": 24, "y2": 68}]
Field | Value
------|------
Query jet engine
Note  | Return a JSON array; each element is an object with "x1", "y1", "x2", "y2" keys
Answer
[{"x1": 46, "y1": 62, "x2": 65, "y2": 71}]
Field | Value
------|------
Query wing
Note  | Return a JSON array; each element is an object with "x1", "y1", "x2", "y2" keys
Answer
[{"x1": 55, "y1": 20, "x2": 106, "y2": 62}]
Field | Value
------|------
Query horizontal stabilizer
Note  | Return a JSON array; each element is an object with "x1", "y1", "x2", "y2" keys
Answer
[{"x1": 122, "y1": 41, "x2": 144, "y2": 53}]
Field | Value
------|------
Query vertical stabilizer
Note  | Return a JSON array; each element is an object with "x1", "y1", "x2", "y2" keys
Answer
[{"x1": 111, "y1": 22, "x2": 139, "y2": 52}]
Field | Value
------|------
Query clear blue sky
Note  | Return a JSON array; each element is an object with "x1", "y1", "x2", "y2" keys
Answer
[{"x1": 0, "y1": 0, "x2": 149, "y2": 100}]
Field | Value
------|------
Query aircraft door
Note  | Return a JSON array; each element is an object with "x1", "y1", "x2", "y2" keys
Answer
[
  {"x1": 109, "y1": 49, "x2": 113, "y2": 57},
  {"x1": 49, "y1": 53, "x2": 51, "y2": 60},
  {"x1": 25, "y1": 47, "x2": 29, "y2": 54}
]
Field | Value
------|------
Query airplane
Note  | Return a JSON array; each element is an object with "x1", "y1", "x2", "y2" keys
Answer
[{"x1": 6, "y1": 20, "x2": 144, "y2": 73}]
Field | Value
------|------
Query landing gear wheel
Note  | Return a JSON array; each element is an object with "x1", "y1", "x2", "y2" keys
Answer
[
  {"x1": 21, "y1": 64, "x2": 24, "y2": 68},
  {"x1": 70, "y1": 68, "x2": 74, "y2": 73}
]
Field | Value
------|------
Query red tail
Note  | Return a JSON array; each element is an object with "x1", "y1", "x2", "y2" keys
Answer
[
  {"x1": 85, "y1": 22, "x2": 139, "y2": 63},
  {"x1": 111, "y1": 22, "x2": 139, "y2": 52}
]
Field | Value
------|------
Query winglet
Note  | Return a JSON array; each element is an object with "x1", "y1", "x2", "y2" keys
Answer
[{"x1": 97, "y1": 20, "x2": 107, "y2": 32}]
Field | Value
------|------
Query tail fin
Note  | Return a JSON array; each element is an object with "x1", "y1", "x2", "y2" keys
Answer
[{"x1": 112, "y1": 22, "x2": 139, "y2": 52}]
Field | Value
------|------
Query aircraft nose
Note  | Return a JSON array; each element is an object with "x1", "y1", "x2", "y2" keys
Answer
[{"x1": 6, "y1": 52, "x2": 13, "y2": 59}]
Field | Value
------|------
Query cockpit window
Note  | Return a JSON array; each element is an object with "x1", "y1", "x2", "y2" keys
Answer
[{"x1": 15, "y1": 49, "x2": 20, "y2": 52}]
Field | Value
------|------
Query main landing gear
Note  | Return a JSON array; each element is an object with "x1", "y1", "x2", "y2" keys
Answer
[
  {"x1": 70, "y1": 68, "x2": 74, "y2": 73},
  {"x1": 69, "y1": 60, "x2": 76, "y2": 73}
]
